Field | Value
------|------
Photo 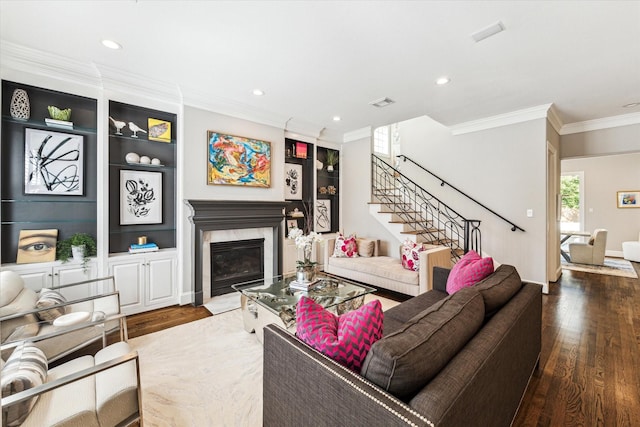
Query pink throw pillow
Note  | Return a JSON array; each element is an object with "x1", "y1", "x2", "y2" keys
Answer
[
  {"x1": 296, "y1": 296, "x2": 383, "y2": 372},
  {"x1": 333, "y1": 234, "x2": 359, "y2": 258},
  {"x1": 401, "y1": 240, "x2": 424, "y2": 272},
  {"x1": 446, "y1": 250, "x2": 494, "y2": 294}
]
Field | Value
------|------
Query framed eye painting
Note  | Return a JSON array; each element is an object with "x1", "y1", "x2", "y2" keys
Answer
[{"x1": 120, "y1": 170, "x2": 163, "y2": 225}]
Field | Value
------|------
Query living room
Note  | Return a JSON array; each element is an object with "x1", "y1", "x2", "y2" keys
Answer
[{"x1": 1, "y1": 1, "x2": 639, "y2": 426}]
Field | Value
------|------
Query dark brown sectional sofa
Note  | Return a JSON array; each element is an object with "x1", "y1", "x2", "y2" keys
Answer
[{"x1": 263, "y1": 264, "x2": 542, "y2": 427}]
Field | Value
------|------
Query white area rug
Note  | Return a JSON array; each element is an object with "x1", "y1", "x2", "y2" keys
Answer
[
  {"x1": 561, "y1": 257, "x2": 638, "y2": 278},
  {"x1": 204, "y1": 292, "x2": 241, "y2": 315},
  {"x1": 129, "y1": 294, "x2": 398, "y2": 426}
]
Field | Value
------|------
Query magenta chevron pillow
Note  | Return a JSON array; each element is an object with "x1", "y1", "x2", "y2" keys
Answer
[
  {"x1": 446, "y1": 250, "x2": 494, "y2": 294},
  {"x1": 296, "y1": 296, "x2": 383, "y2": 372}
]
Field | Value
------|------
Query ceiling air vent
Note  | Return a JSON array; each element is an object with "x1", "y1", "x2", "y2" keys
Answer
[{"x1": 369, "y1": 97, "x2": 395, "y2": 108}]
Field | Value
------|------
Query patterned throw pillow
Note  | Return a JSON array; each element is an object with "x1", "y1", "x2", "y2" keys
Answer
[
  {"x1": 1, "y1": 343, "x2": 48, "y2": 426},
  {"x1": 333, "y1": 234, "x2": 359, "y2": 258},
  {"x1": 446, "y1": 250, "x2": 494, "y2": 294},
  {"x1": 35, "y1": 289, "x2": 67, "y2": 322},
  {"x1": 296, "y1": 296, "x2": 383, "y2": 372},
  {"x1": 401, "y1": 240, "x2": 424, "y2": 272}
]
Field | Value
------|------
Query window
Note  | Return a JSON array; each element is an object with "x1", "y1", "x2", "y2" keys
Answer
[
  {"x1": 560, "y1": 172, "x2": 584, "y2": 232},
  {"x1": 373, "y1": 126, "x2": 390, "y2": 157}
]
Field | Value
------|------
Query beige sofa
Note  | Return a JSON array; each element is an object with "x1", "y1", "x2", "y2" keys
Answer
[{"x1": 323, "y1": 237, "x2": 451, "y2": 295}]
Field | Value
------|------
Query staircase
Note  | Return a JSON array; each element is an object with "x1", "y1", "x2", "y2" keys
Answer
[
  {"x1": 370, "y1": 155, "x2": 479, "y2": 262},
  {"x1": 369, "y1": 155, "x2": 525, "y2": 263}
]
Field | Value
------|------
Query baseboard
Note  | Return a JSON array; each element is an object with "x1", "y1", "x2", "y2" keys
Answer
[
  {"x1": 179, "y1": 291, "x2": 194, "y2": 305},
  {"x1": 606, "y1": 250, "x2": 624, "y2": 258}
]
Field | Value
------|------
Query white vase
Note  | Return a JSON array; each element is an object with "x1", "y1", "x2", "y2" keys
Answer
[
  {"x1": 71, "y1": 245, "x2": 85, "y2": 262},
  {"x1": 9, "y1": 89, "x2": 30, "y2": 120},
  {"x1": 327, "y1": 165, "x2": 334, "y2": 172}
]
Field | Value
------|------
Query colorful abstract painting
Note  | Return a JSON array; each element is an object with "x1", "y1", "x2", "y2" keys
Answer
[{"x1": 207, "y1": 132, "x2": 271, "y2": 187}]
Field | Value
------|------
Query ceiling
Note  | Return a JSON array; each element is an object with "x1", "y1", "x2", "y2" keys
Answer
[{"x1": 1, "y1": 1, "x2": 639, "y2": 138}]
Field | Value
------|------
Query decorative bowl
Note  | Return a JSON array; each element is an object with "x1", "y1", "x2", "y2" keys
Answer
[{"x1": 47, "y1": 105, "x2": 72, "y2": 121}]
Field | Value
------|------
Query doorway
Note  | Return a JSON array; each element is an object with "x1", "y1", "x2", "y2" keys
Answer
[{"x1": 560, "y1": 172, "x2": 584, "y2": 232}]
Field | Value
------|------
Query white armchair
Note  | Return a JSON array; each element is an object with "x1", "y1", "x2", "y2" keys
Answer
[
  {"x1": 1, "y1": 272, "x2": 126, "y2": 363},
  {"x1": 1, "y1": 336, "x2": 141, "y2": 426},
  {"x1": 622, "y1": 232, "x2": 640, "y2": 262},
  {"x1": 569, "y1": 229, "x2": 608, "y2": 265}
]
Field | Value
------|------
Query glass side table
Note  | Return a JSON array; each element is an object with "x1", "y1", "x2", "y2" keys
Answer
[{"x1": 232, "y1": 273, "x2": 376, "y2": 342}]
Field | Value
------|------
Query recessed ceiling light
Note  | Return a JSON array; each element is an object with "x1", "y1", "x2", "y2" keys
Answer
[
  {"x1": 436, "y1": 77, "x2": 451, "y2": 85},
  {"x1": 623, "y1": 102, "x2": 640, "y2": 108},
  {"x1": 252, "y1": 89, "x2": 264, "y2": 96},
  {"x1": 332, "y1": 116, "x2": 341, "y2": 121},
  {"x1": 471, "y1": 21, "x2": 506, "y2": 43},
  {"x1": 101, "y1": 39, "x2": 122, "y2": 50},
  {"x1": 369, "y1": 97, "x2": 395, "y2": 108}
]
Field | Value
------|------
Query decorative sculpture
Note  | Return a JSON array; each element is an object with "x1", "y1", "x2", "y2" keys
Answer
[
  {"x1": 109, "y1": 116, "x2": 126, "y2": 135},
  {"x1": 128, "y1": 122, "x2": 147, "y2": 138}
]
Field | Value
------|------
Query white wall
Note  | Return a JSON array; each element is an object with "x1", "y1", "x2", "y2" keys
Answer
[
  {"x1": 341, "y1": 136, "x2": 398, "y2": 256},
  {"x1": 180, "y1": 105, "x2": 286, "y2": 299},
  {"x1": 391, "y1": 115, "x2": 548, "y2": 285},
  {"x1": 561, "y1": 123, "x2": 640, "y2": 158},
  {"x1": 561, "y1": 153, "x2": 640, "y2": 253}
]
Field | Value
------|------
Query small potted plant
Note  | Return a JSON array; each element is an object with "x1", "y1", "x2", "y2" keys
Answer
[
  {"x1": 57, "y1": 233, "x2": 97, "y2": 271},
  {"x1": 325, "y1": 149, "x2": 339, "y2": 172}
]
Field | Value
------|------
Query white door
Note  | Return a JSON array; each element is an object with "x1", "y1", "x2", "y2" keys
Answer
[
  {"x1": 146, "y1": 256, "x2": 175, "y2": 306},
  {"x1": 109, "y1": 259, "x2": 145, "y2": 314}
]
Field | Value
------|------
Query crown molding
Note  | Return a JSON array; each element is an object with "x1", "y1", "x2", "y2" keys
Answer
[
  {"x1": 96, "y1": 64, "x2": 182, "y2": 105},
  {"x1": 450, "y1": 104, "x2": 553, "y2": 135},
  {"x1": 0, "y1": 41, "x2": 101, "y2": 88},
  {"x1": 559, "y1": 112, "x2": 640, "y2": 135},
  {"x1": 546, "y1": 104, "x2": 563, "y2": 134},
  {"x1": 343, "y1": 126, "x2": 372, "y2": 143}
]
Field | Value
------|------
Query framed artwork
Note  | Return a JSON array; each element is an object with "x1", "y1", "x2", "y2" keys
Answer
[
  {"x1": 24, "y1": 128, "x2": 83, "y2": 195},
  {"x1": 148, "y1": 118, "x2": 172, "y2": 142},
  {"x1": 286, "y1": 219, "x2": 299, "y2": 233},
  {"x1": 207, "y1": 131, "x2": 271, "y2": 187},
  {"x1": 17, "y1": 229, "x2": 58, "y2": 264},
  {"x1": 617, "y1": 190, "x2": 640, "y2": 208},
  {"x1": 315, "y1": 199, "x2": 331, "y2": 233},
  {"x1": 284, "y1": 163, "x2": 303, "y2": 200},
  {"x1": 295, "y1": 142, "x2": 308, "y2": 159},
  {"x1": 120, "y1": 170, "x2": 163, "y2": 225}
]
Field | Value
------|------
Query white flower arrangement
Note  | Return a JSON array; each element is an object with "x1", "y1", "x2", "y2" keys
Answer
[{"x1": 288, "y1": 227, "x2": 322, "y2": 266}]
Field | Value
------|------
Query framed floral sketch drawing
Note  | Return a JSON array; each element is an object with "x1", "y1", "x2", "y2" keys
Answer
[
  {"x1": 207, "y1": 131, "x2": 271, "y2": 187},
  {"x1": 315, "y1": 199, "x2": 331, "y2": 233},
  {"x1": 120, "y1": 170, "x2": 163, "y2": 225},
  {"x1": 284, "y1": 163, "x2": 303, "y2": 200},
  {"x1": 24, "y1": 128, "x2": 83, "y2": 195}
]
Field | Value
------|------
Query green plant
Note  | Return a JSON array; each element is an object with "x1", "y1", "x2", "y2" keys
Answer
[
  {"x1": 325, "y1": 149, "x2": 339, "y2": 167},
  {"x1": 57, "y1": 233, "x2": 96, "y2": 270},
  {"x1": 47, "y1": 105, "x2": 72, "y2": 121}
]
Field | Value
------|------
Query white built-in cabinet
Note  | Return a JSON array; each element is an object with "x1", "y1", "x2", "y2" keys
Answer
[
  {"x1": 2, "y1": 261, "x2": 96, "y2": 293},
  {"x1": 108, "y1": 251, "x2": 177, "y2": 315}
]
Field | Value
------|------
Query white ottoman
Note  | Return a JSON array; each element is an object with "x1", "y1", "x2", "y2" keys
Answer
[{"x1": 622, "y1": 240, "x2": 640, "y2": 263}]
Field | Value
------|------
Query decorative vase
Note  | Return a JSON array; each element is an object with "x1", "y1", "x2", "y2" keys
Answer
[
  {"x1": 9, "y1": 89, "x2": 30, "y2": 120},
  {"x1": 327, "y1": 165, "x2": 334, "y2": 172},
  {"x1": 71, "y1": 245, "x2": 85, "y2": 262},
  {"x1": 296, "y1": 264, "x2": 316, "y2": 283}
]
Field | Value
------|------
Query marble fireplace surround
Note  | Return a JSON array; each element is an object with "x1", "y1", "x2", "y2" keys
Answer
[{"x1": 186, "y1": 200, "x2": 288, "y2": 306}]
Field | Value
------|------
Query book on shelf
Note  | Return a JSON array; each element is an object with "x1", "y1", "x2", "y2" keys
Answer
[
  {"x1": 128, "y1": 242, "x2": 158, "y2": 254},
  {"x1": 129, "y1": 242, "x2": 159, "y2": 249},
  {"x1": 44, "y1": 118, "x2": 74, "y2": 129}
]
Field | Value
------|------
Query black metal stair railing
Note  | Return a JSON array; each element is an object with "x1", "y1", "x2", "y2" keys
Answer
[
  {"x1": 371, "y1": 154, "x2": 481, "y2": 261},
  {"x1": 396, "y1": 154, "x2": 525, "y2": 233}
]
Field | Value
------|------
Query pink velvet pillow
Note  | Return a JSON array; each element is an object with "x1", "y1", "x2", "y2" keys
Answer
[
  {"x1": 333, "y1": 234, "x2": 358, "y2": 258},
  {"x1": 296, "y1": 296, "x2": 383, "y2": 372},
  {"x1": 446, "y1": 250, "x2": 494, "y2": 294},
  {"x1": 401, "y1": 240, "x2": 424, "y2": 272}
]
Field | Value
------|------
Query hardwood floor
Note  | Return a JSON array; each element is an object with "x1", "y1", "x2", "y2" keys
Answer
[
  {"x1": 513, "y1": 262, "x2": 640, "y2": 426},
  {"x1": 124, "y1": 264, "x2": 640, "y2": 426}
]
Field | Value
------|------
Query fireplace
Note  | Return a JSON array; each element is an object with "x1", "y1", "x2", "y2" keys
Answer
[
  {"x1": 186, "y1": 200, "x2": 289, "y2": 306},
  {"x1": 210, "y1": 238, "x2": 264, "y2": 296}
]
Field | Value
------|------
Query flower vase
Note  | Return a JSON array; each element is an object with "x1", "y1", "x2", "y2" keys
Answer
[
  {"x1": 296, "y1": 264, "x2": 316, "y2": 283},
  {"x1": 71, "y1": 245, "x2": 85, "y2": 262}
]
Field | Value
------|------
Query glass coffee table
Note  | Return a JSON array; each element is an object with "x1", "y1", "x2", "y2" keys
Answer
[{"x1": 232, "y1": 273, "x2": 376, "y2": 342}]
